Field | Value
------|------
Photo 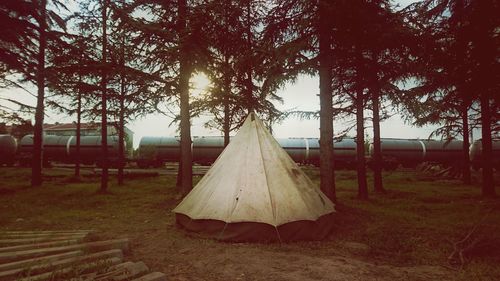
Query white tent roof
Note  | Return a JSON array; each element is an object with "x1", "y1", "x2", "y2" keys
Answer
[{"x1": 173, "y1": 113, "x2": 335, "y2": 227}]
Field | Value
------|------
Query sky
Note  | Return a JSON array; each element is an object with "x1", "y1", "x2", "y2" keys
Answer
[
  {"x1": 126, "y1": 0, "x2": 439, "y2": 148},
  {"x1": 125, "y1": 73, "x2": 440, "y2": 148},
  {"x1": 1, "y1": 0, "x2": 450, "y2": 149}
]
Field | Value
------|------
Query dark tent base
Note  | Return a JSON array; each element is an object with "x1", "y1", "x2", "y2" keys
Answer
[{"x1": 175, "y1": 213, "x2": 335, "y2": 242}]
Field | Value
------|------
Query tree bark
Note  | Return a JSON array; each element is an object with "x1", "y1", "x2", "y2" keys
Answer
[
  {"x1": 75, "y1": 74, "x2": 82, "y2": 178},
  {"x1": 176, "y1": 156, "x2": 183, "y2": 189},
  {"x1": 356, "y1": 86, "x2": 368, "y2": 199},
  {"x1": 318, "y1": 0, "x2": 335, "y2": 202},
  {"x1": 223, "y1": 2, "x2": 230, "y2": 148},
  {"x1": 223, "y1": 68, "x2": 230, "y2": 147},
  {"x1": 117, "y1": 35, "x2": 126, "y2": 186},
  {"x1": 455, "y1": 0, "x2": 471, "y2": 185},
  {"x1": 245, "y1": 0, "x2": 253, "y2": 112},
  {"x1": 31, "y1": 0, "x2": 47, "y2": 187},
  {"x1": 100, "y1": 0, "x2": 109, "y2": 193},
  {"x1": 371, "y1": 85, "x2": 385, "y2": 193},
  {"x1": 178, "y1": 0, "x2": 193, "y2": 196},
  {"x1": 474, "y1": 0, "x2": 496, "y2": 198},
  {"x1": 461, "y1": 101, "x2": 471, "y2": 184},
  {"x1": 118, "y1": 72, "x2": 125, "y2": 185},
  {"x1": 480, "y1": 95, "x2": 495, "y2": 197}
]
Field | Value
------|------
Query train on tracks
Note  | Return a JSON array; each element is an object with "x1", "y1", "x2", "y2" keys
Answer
[
  {"x1": 136, "y1": 136, "x2": 500, "y2": 170},
  {"x1": 1, "y1": 134, "x2": 499, "y2": 170},
  {"x1": 0, "y1": 134, "x2": 122, "y2": 167}
]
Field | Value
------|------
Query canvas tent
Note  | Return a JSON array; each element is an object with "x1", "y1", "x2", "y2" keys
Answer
[{"x1": 173, "y1": 113, "x2": 335, "y2": 242}]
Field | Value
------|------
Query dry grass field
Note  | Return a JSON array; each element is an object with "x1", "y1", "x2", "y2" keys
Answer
[{"x1": 0, "y1": 166, "x2": 499, "y2": 281}]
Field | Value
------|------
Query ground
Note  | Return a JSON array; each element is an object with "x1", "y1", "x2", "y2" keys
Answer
[{"x1": 0, "y1": 166, "x2": 499, "y2": 281}]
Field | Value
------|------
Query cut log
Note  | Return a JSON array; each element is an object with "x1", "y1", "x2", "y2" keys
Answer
[
  {"x1": 0, "y1": 251, "x2": 83, "y2": 272},
  {"x1": 0, "y1": 232, "x2": 91, "y2": 239},
  {"x1": 0, "y1": 231, "x2": 92, "y2": 235},
  {"x1": 15, "y1": 257, "x2": 122, "y2": 281},
  {"x1": 0, "y1": 239, "x2": 129, "y2": 263},
  {"x1": 0, "y1": 249, "x2": 123, "y2": 280},
  {"x1": 0, "y1": 235, "x2": 87, "y2": 247},
  {"x1": 0, "y1": 239, "x2": 80, "y2": 253}
]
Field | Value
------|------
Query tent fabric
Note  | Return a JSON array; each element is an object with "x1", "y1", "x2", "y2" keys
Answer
[
  {"x1": 175, "y1": 213, "x2": 335, "y2": 242},
  {"x1": 173, "y1": 113, "x2": 335, "y2": 242}
]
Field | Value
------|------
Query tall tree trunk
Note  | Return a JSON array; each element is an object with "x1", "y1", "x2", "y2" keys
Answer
[
  {"x1": 118, "y1": 73, "x2": 125, "y2": 185},
  {"x1": 371, "y1": 85, "x2": 385, "y2": 193},
  {"x1": 100, "y1": 0, "x2": 109, "y2": 193},
  {"x1": 178, "y1": 0, "x2": 192, "y2": 196},
  {"x1": 117, "y1": 36, "x2": 126, "y2": 186},
  {"x1": 318, "y1": 0, "x2": 335, "y2": 202},
  {"x1": 474, "y1": 0, "x2": 495, "y2": 197},
  {"x1": 245, "y1": 0, "x2": 253, "y2": 113},
  {"x1": 356, "y1": 87, "x2": 368, "y2": 199},
  {"x1": 480, "y1": 95, "x2": 495, "y2": 197},
  {"x1": 455, "y1": 0, "x2": 471, "y2": 185},
  {"x1": 223, "y1": 2, "x2": 230, "y2": 148},
  {"x1": 461, "y1": 101, "x2": 471, "y2": 184},
  {"x1": 223, "y1": 70, "x2": 230, "y2": 147},
  {"x1": 176, "y1": 156, "x2": 183, "y2": 189},
  {"x1": 75, "y1": 76, "x2": 82, "y2": 178},
  {"x1": 31, "y1": 0, "x2": 47, "y2": 187}
]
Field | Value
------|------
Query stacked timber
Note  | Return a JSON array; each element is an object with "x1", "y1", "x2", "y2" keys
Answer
[{"x1": 0, "y1": 230, "x2": 165, "y2": 281}]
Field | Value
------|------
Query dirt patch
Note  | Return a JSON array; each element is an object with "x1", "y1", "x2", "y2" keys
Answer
[{"x1": 123, "y1": 217, "x2": 451, "y2": 281}]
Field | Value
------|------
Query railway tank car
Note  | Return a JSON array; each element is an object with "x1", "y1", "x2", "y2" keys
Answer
[
  {"x1": 469, "y1": 140, "x2": 500, "y2": 170},
  {"x1": 137, "y1": 136, "x2": 228, "y2": 168},
  {"x1": 136, "y1": 137, "x2": 181, "y2": 168},
  {"x1": 18, "y1": 135, "x2": 122, "y2": 166},
  {"x1": 136, "y1": 136, "x2": 358, "y2": 168},
  {"x1": 69, "y1": 136, "x2": 122, "y2": 165},
  {"x1": 370, "y1": 138, "x2": 464, "y2": 169},
  {"x1": 301, "y1": 138, "x2": 357, "y2": 167},
  {"x1": 192, "y1": 137, "x2": 226, "y2": 165},
  {"x1": 0, "y1": 134, "x2": 17, "y2": 166}
]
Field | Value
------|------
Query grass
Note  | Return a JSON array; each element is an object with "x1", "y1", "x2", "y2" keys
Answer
[
  {"x1": 0, "y1": 166, "x2": 499, "y2": 281},
  {"x1": 0, "y1": 168, "x2": 175, "y2": 233}
]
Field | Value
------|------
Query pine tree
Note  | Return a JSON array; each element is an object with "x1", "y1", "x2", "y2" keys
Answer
[
  {"x1": 107, "y1": 0, "x2": 159, "y2": 185},
  {"x1": 0, "y1": 0, "x2": 67, "y2": 186},
  {"x1": 264, "y1": 0, "x2": 336, "y2": 202},
  {"x1": 405, "y1": 0, "x2": 498, "y2": 195},
  {"x1": 116, "y1": 0, "x2": 212, "y2": 195},
  {"x1": 198, "y1": 0, "x2": 280, "y2": 145}
]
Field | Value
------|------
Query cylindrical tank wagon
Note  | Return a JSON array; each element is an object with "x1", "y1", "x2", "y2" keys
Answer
[
  {"x1": 470, "y1": 139, "x2": 500, "y2": 170},
  {"x1": 137, "y1": 136, "x2": 358, "y2": 168},
  {"x1": 68, "y1": 136, "x2": 122, "y2": 166},
  {"x1": 370, "y1": 138, "x2": 465, "y2": 169},
  {"x1": 18, "y1": 135, "x2": 122, "y2": 166},
  {"x1": 137, "y1": 136, "x2": 181, "y2": 168},
  {"x1": 275, "y1": 138, "x2": 311, "y2": 163},
  {"x1": 137, "y1": 136, "x2": 229, "y2": 168},
  {"x1": 192, "y1": 137, "x2": 226, "y2": 165},
  {"x1": 0, "y1": 134, "x2": 17, "y2": 166},
  {"x1": 304, "y1": 138, "x2": 357, "y2": 168}
]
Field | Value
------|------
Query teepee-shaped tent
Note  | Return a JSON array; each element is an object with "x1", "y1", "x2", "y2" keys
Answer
[{"x1": 173, "y1": 113, "x2": 335, "y2": 242}]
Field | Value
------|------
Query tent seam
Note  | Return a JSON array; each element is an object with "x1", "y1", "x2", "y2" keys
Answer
[{"x1": 255, "y1": 118, "x2": 278, "y2": 227}]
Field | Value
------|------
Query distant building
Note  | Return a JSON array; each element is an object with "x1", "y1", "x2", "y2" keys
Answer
[
  {"x1": 43, "y1": 122, "x2": 134, "y2": 156},
  {"x1": 43, "y1": 122, "x2": 100, "y2": 136}
]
